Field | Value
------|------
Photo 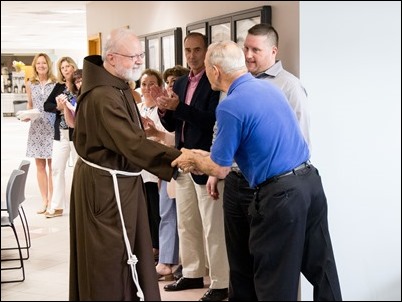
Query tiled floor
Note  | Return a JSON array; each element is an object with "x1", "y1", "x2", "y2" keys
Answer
[{"x1": 1, "y1": 117, "x2": 212, "y2": 301}]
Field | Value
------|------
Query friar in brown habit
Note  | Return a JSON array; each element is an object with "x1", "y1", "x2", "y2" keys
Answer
[{"x1": 69, "y1": 28, "x2": 181, "y2": 301}]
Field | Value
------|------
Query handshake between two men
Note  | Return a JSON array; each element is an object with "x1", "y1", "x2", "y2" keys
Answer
[
  {"x1": 171, "y1": 148, "x2": 209, "y2": 175},
  {"x1": 171, "y1": 148, "x2": 232, "y2": 200},
  {"x1": 171, "y1": 148, "x2": 232, "y2": 183}
]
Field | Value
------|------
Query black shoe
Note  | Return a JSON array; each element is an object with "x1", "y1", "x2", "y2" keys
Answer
[
  {"x1": 164, "y1": 276, "x2": 204, "y2": 291},
  {"x1": 199, "y1": 288, "x2": 229, "y2": 301},
  {"x1": 173, "y1": 264, "x2": 183, "y2": 280}
]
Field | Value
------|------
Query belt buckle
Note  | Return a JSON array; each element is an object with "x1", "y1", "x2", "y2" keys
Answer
[
  {"x1": 292, "y1": 161, "x2": 311, "y2": 174},
  {"x1": 231, "y1": 167, "x2": 242, "y2": 176},
  {"x1": 257, "y1": 161, "x2": 311, "y2": 188}
]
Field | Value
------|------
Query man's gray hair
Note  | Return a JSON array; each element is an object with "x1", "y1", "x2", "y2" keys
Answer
[
  {"x1": 207, "y1": 41, "x2": 246, "y2": 74},
  {"x1": 102, "y1": 28, "x2": 136, "y2": 61}
]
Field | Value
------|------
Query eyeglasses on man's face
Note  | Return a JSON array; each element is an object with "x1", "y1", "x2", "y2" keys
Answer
[{"x1": 112, "y1": 52, "x2": 145, "y2": 61}]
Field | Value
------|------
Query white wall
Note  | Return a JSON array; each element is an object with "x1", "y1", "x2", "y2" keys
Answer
[
  {"x1": 86, "y1": 1, "x2": 300, "y2": 75},
  {"x1": 300, "y1": 2, "x2": 401, "y2": 300}
]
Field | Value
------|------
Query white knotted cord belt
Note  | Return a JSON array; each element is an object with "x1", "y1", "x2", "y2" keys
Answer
[{"x1": 80, "y1": 157, "x2": 145, "y2": 301}]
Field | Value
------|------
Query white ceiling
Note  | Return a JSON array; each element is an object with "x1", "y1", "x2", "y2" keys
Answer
[{"x1": 1, "y1": 1, "x2": 88, "y2": 53}]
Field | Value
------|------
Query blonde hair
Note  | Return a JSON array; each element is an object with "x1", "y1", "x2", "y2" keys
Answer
[
  {"x1": 56, "y1": 56, "x2": 78, "y2": 83},
  {"x1": 30, "y1": 53, "x2": 57, "y2": 84}
]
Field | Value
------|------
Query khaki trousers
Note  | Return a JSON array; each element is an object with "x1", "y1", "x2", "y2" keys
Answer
[{"x1": 175, "y1": 172, "x2": 229, "y2": 289}]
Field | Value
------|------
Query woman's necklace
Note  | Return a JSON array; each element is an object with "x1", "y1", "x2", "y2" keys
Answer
[{"x1": 141, "y1": 104, "x2": 155, "y2": 117}]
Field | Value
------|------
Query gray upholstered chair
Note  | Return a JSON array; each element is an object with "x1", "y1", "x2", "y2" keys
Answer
[{"x1": 1, "y1": 169, "x2": 26, "y2": 283}]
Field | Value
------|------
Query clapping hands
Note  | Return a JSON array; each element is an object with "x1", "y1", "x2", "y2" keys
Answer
[
  {"x1": 150, "y1": 85, "x2": 179, "y2": 111},
  {"x1": 55, "y1": 94, "x2": 68, "y2": 111},
  {"x1": 56, "y1": 93, "x2": 77, "y2": 112}
]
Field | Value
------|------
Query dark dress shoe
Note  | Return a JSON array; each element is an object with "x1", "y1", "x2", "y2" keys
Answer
[
  {"x1": 199, "y1": 288, "x2": 229, "y2": 301},
  {"x1": 173, "y1": 264, "x2": 183, "y2": 280},
  {"x1": 164, "y1": 276, "x2": 204, "y2": 291}
]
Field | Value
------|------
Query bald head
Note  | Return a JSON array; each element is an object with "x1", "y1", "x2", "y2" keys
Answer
[
  {"x1": 205, "y1": 41, "x2": 248, "y2": 92},
  {"x1": 206, "y1": 41, "x2": 247, "y2": 74}
]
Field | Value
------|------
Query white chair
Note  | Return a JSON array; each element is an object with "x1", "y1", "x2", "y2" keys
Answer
[{"x1": 1, "y1": 169, "x2": 26, "y2": 283}]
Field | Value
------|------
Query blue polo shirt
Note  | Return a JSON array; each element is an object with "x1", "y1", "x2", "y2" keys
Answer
[{"x1": 210, "y1": 73, "x2": 310, "y2": 187}]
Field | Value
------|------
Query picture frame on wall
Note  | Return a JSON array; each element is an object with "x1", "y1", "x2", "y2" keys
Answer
[
  {"x1": 233, "y1": 6, "x2": 271, "y2": 46},
  {"x1": 187, "y1": 22, "x2": 207, "y2": 35},
  {"x1": 147, "y1": 36, "x2": 160, "y2": 71},
  {"x1": 139, "y1": 37, "x2": 146, "y2": 74},
  {"x1": 234, "y1": 16, "x2": 260, "y2": 48},
  {"x1": 141, "y1": 27, "x2": 182, "y2": 73},
  {"x1": 209, "y1": 17, "x2": 231, "y2": 43},
  {"x1": 162, "y1": 34, "x2": 175, "y2": 70},
  {"x1": 186, "y1": 5, "x2": 271, "y2": 45}
]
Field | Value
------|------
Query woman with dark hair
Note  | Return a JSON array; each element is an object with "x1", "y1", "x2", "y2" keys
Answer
[
  {"x1": 137, "y1": 68, "x2": 167, "y2": 265},
  {"x1": 72, "y1": 69, "x2": 82, "y2": 91},
  {"x1": 156, "y1": 65, "x2": 189, "y2": 280},
  {"x1": 61, "y1": 68, "x2": 82, "y2": 128}
]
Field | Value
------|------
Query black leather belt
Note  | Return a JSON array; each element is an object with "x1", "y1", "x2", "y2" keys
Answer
[
  {"x1": 257, "y1": 161, "x2": 311, "y2": 188},
  {"x1": 230, "y1": 167, "x2": 244, "y2": 177}
]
